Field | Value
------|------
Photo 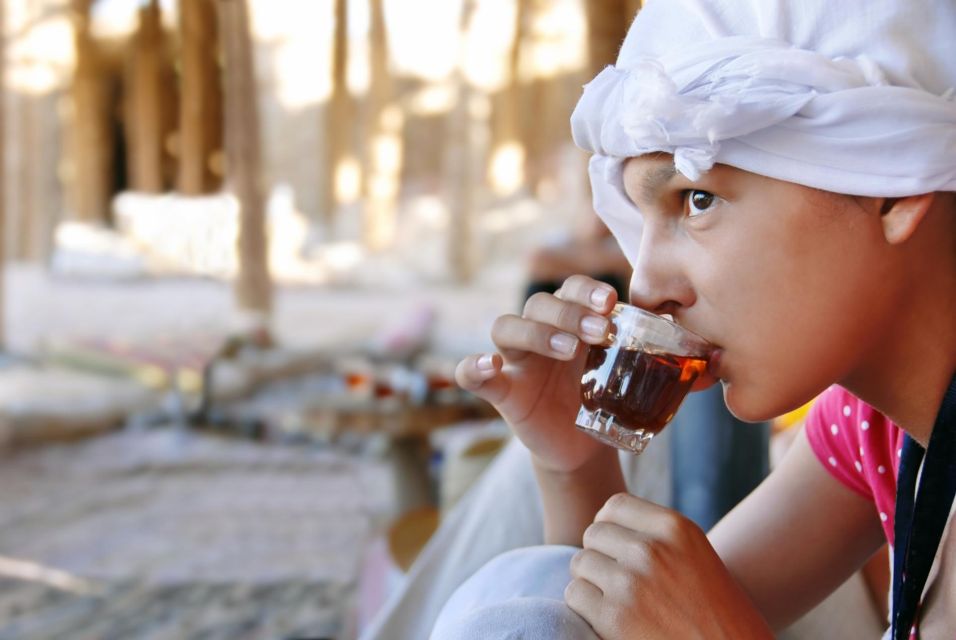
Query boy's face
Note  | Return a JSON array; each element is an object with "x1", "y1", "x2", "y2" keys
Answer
[{"x1": 621, "y1": 154, "x2": 901, "y2": 422}]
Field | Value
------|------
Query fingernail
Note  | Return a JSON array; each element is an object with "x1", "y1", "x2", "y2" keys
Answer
[
  {"x1": 476, "y1": 354, "x2": 496, "y2": 371},
  {"x1": 590, "y1": 287, "x2": 610, "y2": 308},
  {"x1": 550, "y1": 333, "x2": 578, "y2": 354},
  {"x1": 580, "y1": 315, "x2": 608, "y2": 338}
]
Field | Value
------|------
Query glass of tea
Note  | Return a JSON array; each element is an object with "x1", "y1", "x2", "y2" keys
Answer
[{"x1": 576, "y1": 303, "x2": 714, "y2": 454}]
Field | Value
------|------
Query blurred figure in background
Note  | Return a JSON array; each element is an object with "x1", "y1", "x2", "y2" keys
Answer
[{"x1": 523, "y1": 214, "x2": 630, "y2": 304}]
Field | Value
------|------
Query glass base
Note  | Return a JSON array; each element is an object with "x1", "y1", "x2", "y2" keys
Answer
[{"x1": 575, "y1": 406, "x2": 654, "y2": 454}]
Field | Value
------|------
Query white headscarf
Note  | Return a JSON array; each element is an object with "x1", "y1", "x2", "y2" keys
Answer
[{"x1": 571, "y1": 0, "x2": 956, "y2": 265}]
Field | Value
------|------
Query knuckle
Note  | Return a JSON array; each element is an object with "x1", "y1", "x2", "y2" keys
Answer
[
  {"x1": 582, "y1": 522, "x2": 607, "y2": 547},
  {"x1": 563, "y1": 578, "x2": 581, "y2": 603},
  {"x1": 613, "y1": 570, "x2": 638, "y2": 600},
  {"x1": 569, "y1": 549, "x2": 584, "y2": 574},
  {"x1": 620, "y1": 538, "x2": 657, "y2": 573},
  {"x1": 602, "y1": 492, "x2": 632, "y2": 516},
  {"x1": 661, "y1": 510, "x2": 698, "y2": 544},
  {"x1": 522, "y1": 292, "x2": 551, "y2": 317},
  {"x1": 622, "y1": 571, "x2": 640, "y2": 597},
  {"x1": 564, "y1": 273, "x2": 589, "y2": 290},
  {"x1": 642, "y1": 540, "x2": 666, "y2": 567},
  {"x1": 554, "y1": 298, "x2": 580, "y2": 331},
  {"x1": 491, "y1": 314, "x2": 517, "y2": 344},
  {"x1": 490, "y1": 314, "x2": 513, "y2": 339},
  {"x1": 561, "y1": 275, "x2": 587, "y2": 300}
]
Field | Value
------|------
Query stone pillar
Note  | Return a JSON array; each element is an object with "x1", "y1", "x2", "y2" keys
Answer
[
  {"x1": 178, "y1": 0, "x2": 224, "y2": 195},
  {"x1": 218, "y1": 0, "x2": 273, "y2": 317}
]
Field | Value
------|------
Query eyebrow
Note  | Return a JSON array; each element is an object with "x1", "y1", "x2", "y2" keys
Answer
[
  {"x1": 625, "y1": 163, "x2": 678, "y2": 204},
  {"x1": 634, "y1": 164, "x2": 679, "y2": 204}
]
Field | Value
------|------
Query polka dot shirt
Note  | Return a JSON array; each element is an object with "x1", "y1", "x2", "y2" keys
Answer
[
  {"x1": 806, "y1": 385, "x2": 904, "y2": 545},
  {"x1": 805, "y1": 386, "x2": 921, "y2": 638}
]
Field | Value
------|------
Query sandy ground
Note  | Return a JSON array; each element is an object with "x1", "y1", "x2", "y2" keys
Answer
[
  {"x1": 0, "y1": 429, "x2": 397, "y2": 640},
  {"x1": 0, "y1": 263, "x2": 523, "y2": 639}
]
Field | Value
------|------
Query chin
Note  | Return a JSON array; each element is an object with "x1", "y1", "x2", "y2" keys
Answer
[{"x1": 721, "y1": 381, "x2": 792, "y2": 424}]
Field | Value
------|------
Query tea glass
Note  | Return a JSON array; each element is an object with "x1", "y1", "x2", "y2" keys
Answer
[{"x1": 576, "y1": 303, "x2": 714, "y2": 454}]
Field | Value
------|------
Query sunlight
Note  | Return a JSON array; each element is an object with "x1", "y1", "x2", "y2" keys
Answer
[
  {"x1": 91, "y1": 0, "x2": 178, "y2": 38},
  {"x1": 6, "y1": 12, "x2": 73, "y2": 95},
  {"x1": 521, "y1": 0, "x2": 587, "y2": 80},
  {"x1": 406, "y1": 82, "x2": 458, "y2": 116},
  {"x1": 249, "y1": 0, "x2": 334, "y2": 108},
  {"x1": 0, "y1": 555, "x2": 103, "y2": 596},
  {"x1": 462, "y1": 0, "x2": 518, "y2": 91},
  {"x1": 383, "y1": 0, "x2": 464, "y2": 81},
  {"x1": 488, "y1": 142, "x2": 525, "y2": 196},
  {"x1": 336, "y1": 156, "x2": 363, "y2": 204}
]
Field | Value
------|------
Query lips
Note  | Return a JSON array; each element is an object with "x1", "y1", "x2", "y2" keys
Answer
[{"x1": 706, "y1": 348, "x2": 724, "y2": 380}]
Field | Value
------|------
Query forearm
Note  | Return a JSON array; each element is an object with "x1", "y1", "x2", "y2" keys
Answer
[{"x1": 532, "y1": 446, "x2": 626, "y2": 546}]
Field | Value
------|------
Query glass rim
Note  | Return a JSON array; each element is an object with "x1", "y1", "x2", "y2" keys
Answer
[{"x1": 611, "y1": 302, "x2": 714, "y2": 352}]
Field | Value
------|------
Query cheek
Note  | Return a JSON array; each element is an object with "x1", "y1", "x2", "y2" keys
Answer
[{"x1": 699, "y1": 231, "x2": 892, "y2": 420}]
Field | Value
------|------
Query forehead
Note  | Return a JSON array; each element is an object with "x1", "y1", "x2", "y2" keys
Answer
[{"x1": 620, "y1": 154, "x2": 839, "y2": 208}]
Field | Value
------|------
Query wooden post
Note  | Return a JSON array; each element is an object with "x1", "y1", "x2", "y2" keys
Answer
[
  {"x1": 0, "y1": 0, "x2": 6, "y2": 348},
  {"x1": 321, "y1": 0, "x2": 352, "y2": 226},
  {"x1": 487, "y1": 0, "x2": 529, "y2": 197},
  {"x1": 585, "y1": 0, "x2": 633, "y2": 75},
  {"x1": 69, "y1": 0, "x2": 113, "y2": 221},
  {"x1": 580, "y1": 0, "x2": 635, "y2": 204},
  {"x1": 361, "y1": 0, "x2": 402, "y2": 250},
  {"x1": 125, "y1": 0, "x2": 165, "y2": 193},
  {"x1": 627, "y1": 0, "x2": 643, "y2": 25},
  {"x1": 218, "y1": 0, "x2": 273, "y2": 316},
  {"x1": 445, "y1": 0, "x2": 486, "y2": 283},
  {"x1": 178, "y1": 0, "x2": 224, "y2": 195}
]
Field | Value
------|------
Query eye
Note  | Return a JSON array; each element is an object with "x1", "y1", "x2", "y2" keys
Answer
[{"x1": 685, "y1": 189, "x2": 718, "y2": 217}]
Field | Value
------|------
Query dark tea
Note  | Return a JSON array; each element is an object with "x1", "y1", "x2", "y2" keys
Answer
[{"x1": 580, "y1": 344, "x2": 708, "y2": 434}]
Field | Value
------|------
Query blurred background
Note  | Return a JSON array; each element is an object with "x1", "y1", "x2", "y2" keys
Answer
[{"x1": 0, "y1": 0, "x2": 643, "y2": 638}]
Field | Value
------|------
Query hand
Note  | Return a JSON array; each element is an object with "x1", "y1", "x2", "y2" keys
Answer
[
  {"x1": 565, "y1": 493, "x2": 774, "y2": 640},
  {"x1": 455, "y1": 275, "x2": 618, "y2": 473}
]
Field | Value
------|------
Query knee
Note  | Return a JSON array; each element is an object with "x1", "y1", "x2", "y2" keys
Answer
[{"x1": 431, "y1": 546, "x2": 592, "y2": 639}]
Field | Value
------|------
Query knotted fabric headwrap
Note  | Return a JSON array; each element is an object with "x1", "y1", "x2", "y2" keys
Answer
[{"x1": 571, "y1": 0, "x2": 956, "y2": 265}]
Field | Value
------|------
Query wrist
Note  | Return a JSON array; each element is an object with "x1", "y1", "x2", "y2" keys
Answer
[
  {"x1": 531, "y1": 444, "x2": 619, "y2": 479},
  {"x1": 532, "y1": 446, "x2": 626, "y2": 546}
]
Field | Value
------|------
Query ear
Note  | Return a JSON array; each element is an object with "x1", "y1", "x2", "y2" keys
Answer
[{"x1": 880, "y1": 193, "x2": 935, "y2": 244}]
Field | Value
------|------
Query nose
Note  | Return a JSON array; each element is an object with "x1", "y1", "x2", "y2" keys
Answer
[{"x1": 627, "y1": 225, "x2": 695, "y2": 316}]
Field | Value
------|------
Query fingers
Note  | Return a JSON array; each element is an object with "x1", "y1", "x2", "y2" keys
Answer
[
  {"x1": 522, "y1": 292, "x2": 611, "y2": 347},
  {"x1": 564, "y1": 576, "x2": 603, "y2": 620},
  {"x1": 455, "y1": 353, "x2": 510, "y2": 405},
  {"x1": 582, "y1": 520, "x2": 643, "y2": 561},
  {"x1": 594, "y1": 492, "x2": 697, "y2": 541},
  {"x1": 483, "y1": 277, "x2": 618, "y2": 365},
  {"x1": 555, "y1": 275, "x2": 618, "y2": 315},
  {"x1": 570, "y1": 548, "x2": 626, "y2": 595},
  {"x1": 491, "y1": 314, "x2": 582, "y2": 362}
]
